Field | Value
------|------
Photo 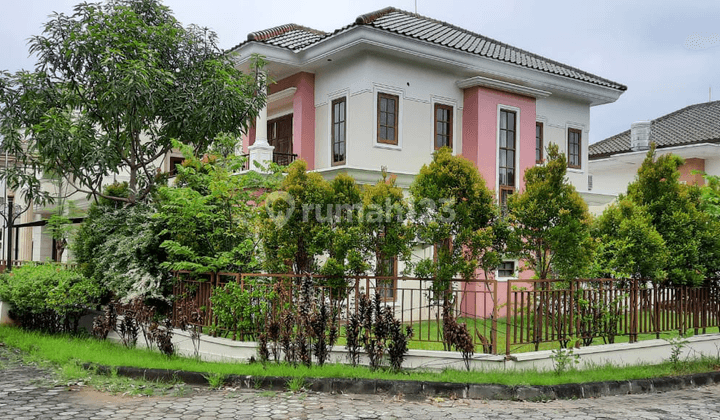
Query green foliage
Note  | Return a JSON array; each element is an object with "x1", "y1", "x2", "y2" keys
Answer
[
  {"x1": 699, "y1": 173, "x2": 720, "y2": 218},
  {"x1": 0, "y1": 0, "x2": 266, "y2": 205},
  {"x1": 410, "y1": 147, "x2": 501, "y2": 293},
  {"x1": 73, "y1": 184, "x2": 169, "y2": 301},
  {"x1": 210, "y1": 281, "x2": 276, "y2": 340},
  {"x1": 261, "y1": 160, "x2": 333, "y2": 274},
  {"x1": 508, "y1": 143, "x2": 593, "y2": 279},
  {"x1": 0, "y1": 264, "x2": 100, "y2": 333},
  {"x1": 550, "y1": 347, "x2": 580, "y2": 375},
  {"x1": 361, "y1": 171, "x2": 414, "y2": 277},
  {"x1": 592, "y1": 198, "x2": 668, "y2": 280},
  {"x1": 157, "y1": 141, "x2": 281, "y2": 274},
  {"x1": 624, "y1": 145, "x2": 720, "y2": 285}
]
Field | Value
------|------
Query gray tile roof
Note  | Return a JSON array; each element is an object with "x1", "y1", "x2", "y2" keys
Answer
[
  {"x1": 235, "y1": 7, "x2": 626, "y2": 92},
  {"x1": 589, "y1": 101, "x2": 720, "y2": 160}
]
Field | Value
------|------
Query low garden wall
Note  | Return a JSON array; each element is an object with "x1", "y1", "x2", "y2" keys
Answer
[{"x1": 107, "y1": 327, "x2": 720, "y2": 373}]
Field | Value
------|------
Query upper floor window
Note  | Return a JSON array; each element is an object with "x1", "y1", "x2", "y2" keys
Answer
[
  {"x1": 499, "y1": 109, "x2": 516, "y2": 209},
  {"x1": 169, "y1": 156, "x2": 184, "y2": 177},
  {"x1": 535, "y1": 122, "x2": 543, "y2": 164},
  {"x1": 434, "y1": 104, "x2": 453, "y2": 150},
  {"x1": 377, "y1": 93, "x2": 399, "y2": 145},
  {"x1": 332, "y1": 97, "x2": 346, "y2": 165},
  {"x1": 568, "y1": 128, "x2": 582, "y2": 169}
]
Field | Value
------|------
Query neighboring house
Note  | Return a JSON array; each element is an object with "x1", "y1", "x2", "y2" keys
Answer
[
  {"x1": 589, "y1": 100, "x2": 720, "y2": 212},
  {"x1": 232, "y1": 6, "x2": 625, "y2": 293}
]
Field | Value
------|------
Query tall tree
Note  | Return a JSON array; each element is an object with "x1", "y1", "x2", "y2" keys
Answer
[
  {"x1": 592, "y1": 198, "x2": 668, "y2": 280},
  {"x1": 410, "y1": 147, "x2": 500, "y2": 296},
  {"x1": 0, "y1": 0, "x2": 266, "y2": 205},
  {"x1": 260, "y1": 160, "x2": 333, "y2": 275},
  {"x1": 624, "y1": 145, "x2": 720, "y2": 285},
  {"x1": 507, "y1": 143, "x2": 593, "y2": 279}
]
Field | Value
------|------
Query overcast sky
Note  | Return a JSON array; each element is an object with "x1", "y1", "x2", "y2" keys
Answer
[{"x1": 1, "y1": 0, "x2": 719, "y2": 144}]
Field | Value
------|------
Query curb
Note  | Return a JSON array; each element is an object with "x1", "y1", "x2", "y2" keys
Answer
[{"x1": 81, "y1": 363, "x2": 720, "y2": 401}]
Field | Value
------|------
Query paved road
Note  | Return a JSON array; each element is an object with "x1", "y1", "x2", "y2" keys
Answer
[{"x1": 1, "y1": 347, "x2": 719, "y2": 419}]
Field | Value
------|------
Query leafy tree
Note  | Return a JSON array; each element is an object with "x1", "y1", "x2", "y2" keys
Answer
[
  {"x1": 156, "y1": 140, "x2": 282, "y2": 274},
  {"x1": 260, "y1": 160, "x2": 333, "y2": 274},
  {"x1": 0, "y1": 0, "x2": 266, "y2": 205},
  {"x1": 360, "y1": 170, "x2": 413, "y2": 281},
  {"x1": 699, "y1": 173, "x2": 720, "y2": 218},
  {"x1": 624, "y1": 145, "x2": 720, "y2": 285},
  {"x1": 507, "y1": 143, "x2": 593, "y2": 279},
  {"x1": 592, "y1": 198, "x2": 668, "y2": 280},
  {"x1": 72, "y1": 183, "x2": 169, "y2": 302},
  {"x1": 410, "y1": 147, "x2": 500, "y2": 296}
]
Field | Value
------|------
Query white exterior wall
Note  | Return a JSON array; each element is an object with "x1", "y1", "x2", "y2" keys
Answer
[
  {"x1": 536, "y1": 95, "x2": 591, "y2": 191},
  {"x1": 314, "y1": 53, "x2": 464, "y2": 176}
]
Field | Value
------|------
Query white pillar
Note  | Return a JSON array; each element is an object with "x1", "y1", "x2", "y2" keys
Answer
[{"x1": 247, "y1": 103, "x2": 274, "y2": 171}]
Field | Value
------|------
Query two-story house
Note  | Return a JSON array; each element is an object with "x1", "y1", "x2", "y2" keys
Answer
[{"x1": 232, "y1": 7, "x2": 625, "y2": 290}]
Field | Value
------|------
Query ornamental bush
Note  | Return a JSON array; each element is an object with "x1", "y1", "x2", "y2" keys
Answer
[{"x1": 0, "y1": 263, "x2": 101, "y2": 334}]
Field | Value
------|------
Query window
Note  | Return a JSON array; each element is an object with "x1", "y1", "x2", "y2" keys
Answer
[
  {"x1": 169, "y1": 156, "x2": 184, "y2": 177},
  {"x1": 568, "y1": 128, "x2": 582, "y2": 169},
  {"x1": 499, "y1": 109, "x2": 516, "y2": 209},
  {"x1": 377, "y1": 93, "x2": 399, "y2": 145},
  {"x1": 332, "y1": 97, "x2": 346, "y2": 165},
  {"x1": 497, "y1": 261, "x2": 515, "y2": 278},
  {"x1": 434, "y1": 104, "x2": 453, "y2": 150},
  {"x1": 377, "y1": 256, "x2": 397, "y2": 301},
  {"x1": 535, "y1": 122, "x2": 543, "y2": 164}
]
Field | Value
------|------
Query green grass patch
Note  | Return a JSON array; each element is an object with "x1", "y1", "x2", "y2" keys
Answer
[{"x1": 1, "y1": 325, "x2": 719, "y2": 387}]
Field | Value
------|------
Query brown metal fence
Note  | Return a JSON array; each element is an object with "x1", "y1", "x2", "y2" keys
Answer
[
  {"x1": 171, "y1": 271, "x2": 499, "y2": 353},
  {"x1": 504, "y1": 278, "x2": 720, "y2": 355},
  {"x1": 172, "y1": 273, "x2": 720, "y2": 356}
]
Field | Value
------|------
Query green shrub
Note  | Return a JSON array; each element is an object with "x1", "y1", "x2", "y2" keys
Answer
[
  {"x1": 0, "y1": 264, "x2": 100, "y2": 333},
  {"x1": 210, "y1": 281, "x2": 276, "y2": 340}
]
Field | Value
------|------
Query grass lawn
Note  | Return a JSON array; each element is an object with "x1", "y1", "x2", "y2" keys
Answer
[
  {"x1": 1, "y1": 325, "x2": 719, "y2": 387},
  {"x1": 334, "y1": 317, "x2": 720, "y2": 354}
]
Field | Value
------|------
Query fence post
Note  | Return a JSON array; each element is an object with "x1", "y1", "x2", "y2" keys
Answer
[
  {"x1": 630, "y1": 279, "x2": 638, "y2": 343},
  {"x1": 491, "y1": 280, "x2": 498, "y2": 354},
  {"x1": 505, "y1": 280, "x2": 511, "y2": 357}
]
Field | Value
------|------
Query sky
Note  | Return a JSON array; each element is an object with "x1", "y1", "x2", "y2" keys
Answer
[{"x1": 1, "y1": 0, "x2": 719, "y2": 144}]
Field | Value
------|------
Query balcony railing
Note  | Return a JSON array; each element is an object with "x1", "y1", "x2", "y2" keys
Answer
[{"x1": 241, "y1": 152, "x2": 298, "y2": 171}]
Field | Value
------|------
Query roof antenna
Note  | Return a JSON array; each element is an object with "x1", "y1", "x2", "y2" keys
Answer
[
  {"x1": 415, "y1": 0, "x2": 417, "y2": 13},
  {"x1": 710, "y1": 86, "x2": 712, "y2": 102}
]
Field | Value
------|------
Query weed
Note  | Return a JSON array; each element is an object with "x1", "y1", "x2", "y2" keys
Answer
[
  {"x1": 665, "y1": 332, "x2": 689, "y2": 371},
  {"x1": 204, "y1": 372, "x2": 226, "y2": 389},
  {"x1": 253, "y1": 377, "x2": 262, "y2": 389},
  {"x1": 287, "y1": 376, "x2": 305, "y2": 393},
  {"x1": 259, "y1": 390, "x2": 276, "y2": 398},
  {"x1": 550, "y1": 347, "x2": 580, "y2": 375}
]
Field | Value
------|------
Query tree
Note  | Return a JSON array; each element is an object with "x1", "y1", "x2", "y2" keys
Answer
[
  {"x1": 507, "y1": 143, "x2": 593, "y2": 279},
  {"x1": 157, "y1": 139, "x2": 282, "y2": 274},
  {"x1": 0, "y1": 0, "x2": 266, "y2": 205},
  {"x1": 592, "y1": 198, "x2": 668, "y2": 280},
  {"x1": 410, "y1": 147, "x2": 500, "y2": 296},
  {"x1": 72, "y1": 182, "x2": 169, "y2": 302},
  {"x1": 260, "y1": 160, "x2": 333, "y2": 274},
  {"x1": 623, "y1": 145, "x2": 720, "y2": 285},
  {"x1": 360, "y1": 170, "x2": 414, "y2": 295}
]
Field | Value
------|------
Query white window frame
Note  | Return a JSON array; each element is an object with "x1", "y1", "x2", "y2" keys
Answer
[
  {"x1": 430, "y1": 96, "x2": 457, "y2": 155},
  {"x1": 373, "y1": 85, "x2": 404, "y2": 151},
  {"x1": 327, "y1": 89, "x2": 349, "y2": 168},
  {"x1": 496, "y1": 260, "x2": 518, "y2": 281},
  {"x1": 496, "y1": 104, "x2": 521, "y2": 204}
]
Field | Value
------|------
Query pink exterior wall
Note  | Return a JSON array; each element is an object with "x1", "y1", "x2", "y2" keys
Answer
[
  {"x1": 679, "y1": 158, "x2": 705, "y2": 186},
  {"x1": 292, "y1": 72, "x2": 316, "y2": 170},
  {"x1": 460, "y1": 86, "x2": 538, "y2": 318},
  {"x1": 246, "y1": 72, "x2": 316, "y2": 167},
  {"x1": 461, "y1": 86, "x2": 536, "y2": 192}
]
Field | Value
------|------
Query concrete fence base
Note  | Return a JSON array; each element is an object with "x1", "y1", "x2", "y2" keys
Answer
[{"x1": 0, "y1": 301, "x2": 12, "y2": 326}]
